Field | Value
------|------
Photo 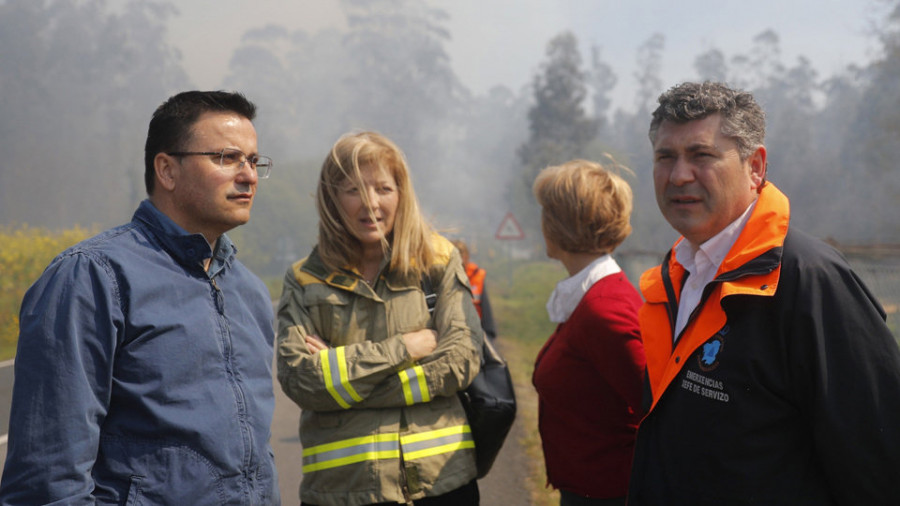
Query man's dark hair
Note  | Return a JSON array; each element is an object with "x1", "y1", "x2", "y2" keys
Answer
[
  {"x1": 648, "y1": 81, "x2": 766, "y2": 161},
  {"x1": 144, "y1": 91, "x2": 257, "y2": 195}
]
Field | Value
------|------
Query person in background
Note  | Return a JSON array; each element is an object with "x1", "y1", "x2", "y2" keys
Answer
[
  {"x1": 276, "y1": 131, "x2": 483, "y2": 505},
  {"x1": 531, "y1": 159, "x2": 646, "y2": 506},
  {"x1": 451, "y1": 239, "x2": 498, "y2": 340},
  {"x1": 629, "y1": 81, "x2": 900, "y2": 505},
  {"x1": 0, "y1": 91, "x2": 280, "y2": 504}
]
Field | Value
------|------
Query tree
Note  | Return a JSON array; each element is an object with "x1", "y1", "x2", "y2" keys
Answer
[
  {"x1": 839, "y1": 0, "x2": 900, "y2": 240},
  {"x1": 0, "y1": 0, "x2": 187, "y2": 229},
  {"x1": 339, "y1": 0, "x2": 463, "y2": 164},
  {"x1": 598, "y1": 33, "x2": 675, "y2": 253},
  {"x1": 758, "y1": 55, "x2": 819, "y2": 228},
  {"x1": 223, "y1": 0, "x2": 524, "y2": 266},
  {"x1": 729, "y1": 29, "x2": 785, "y2": 92},
  {"x1": 514, "y1": 31, "x2": 597, "y2": 244},
  {"x1": 518, "y1": 31, "x2": 597, "y2": 182},
  {"x1": 589, "y1": 45, "x2": 618, "y2": 135},
  {"x1": 633, "y1": 33, "x2": 665, "y2": 114},
  {"x1": 427, "y1": 85, "x2": 530, "y2": 240},
  {"x1": 694, "y1": 48, "x2": 728, "y2": 82},
  {"x1": 224, "y1": 26, "x2": 350, "y2": 160}
]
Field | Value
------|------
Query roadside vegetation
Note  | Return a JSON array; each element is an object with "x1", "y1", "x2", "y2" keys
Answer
[{"x1": 0, "y1": 225, "x2": 91, "y2": 360}]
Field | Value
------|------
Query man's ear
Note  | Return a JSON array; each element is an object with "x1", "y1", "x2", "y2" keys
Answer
[
  {"x1": 154, "y1": 153, "x2": 178, "y2": 192},
  {"x1": 748, "y1": 145, "x2": 767, "y2": 190}
]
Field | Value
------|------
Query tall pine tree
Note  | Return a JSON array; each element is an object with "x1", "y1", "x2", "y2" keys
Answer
[{"x1": 518, "y1": 31, "x2": 597, "y2": 184}]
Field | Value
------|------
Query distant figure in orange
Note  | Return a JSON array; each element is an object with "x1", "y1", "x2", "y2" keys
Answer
[{"x1": 452, "y1": 240, "x2": 497, "y2": 340}]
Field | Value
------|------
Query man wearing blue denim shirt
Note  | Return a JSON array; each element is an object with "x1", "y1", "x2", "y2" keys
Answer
[{"x1": 0, "y1": 91, "x2": 280, "y2": 504}]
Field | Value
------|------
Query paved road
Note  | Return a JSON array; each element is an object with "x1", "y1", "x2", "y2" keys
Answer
[
  {"x1": 270, "y1": 371, "x2": 304, "y2": 503},
  {"x1": 477, "y1": 406, "x2": 533, "y2": 506},
  {"x1": 0, "y1": 360, "x2": 12, "y2": 477},
  {"x1": 0, "y1": 358, "x2": 533, "y2": 505},
  {"x1": 272, "y1": 355, "x2": 533, "y2": 505},
  {"x1": 0, "y1": 360, "x2": 12, "y2": 438}
]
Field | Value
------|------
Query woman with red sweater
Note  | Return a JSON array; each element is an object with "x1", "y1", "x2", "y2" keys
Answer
[{"x1": 532, "y1": 159, "x2": 646, "y2": 506}]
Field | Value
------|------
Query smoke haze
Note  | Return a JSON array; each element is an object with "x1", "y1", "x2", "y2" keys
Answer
[{"x1": 0, "y1": 0, "x2": 896, "y2": 277}]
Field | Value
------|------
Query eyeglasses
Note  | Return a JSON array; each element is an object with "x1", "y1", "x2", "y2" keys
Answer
[{"x1": 168, "y1": 148, "x2": 273, "y2": 179}]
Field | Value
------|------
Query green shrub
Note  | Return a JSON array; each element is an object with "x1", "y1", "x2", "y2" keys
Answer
[{"x1": 0, "y1": 225, "x2": 92, "y2": 360}]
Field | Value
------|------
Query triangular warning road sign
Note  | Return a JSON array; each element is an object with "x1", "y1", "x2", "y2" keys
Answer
[{"x1": 495, "y1": 212, "x2": 524, "y2": 240}]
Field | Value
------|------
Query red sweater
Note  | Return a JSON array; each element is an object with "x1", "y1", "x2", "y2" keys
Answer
[{"x1": 533, "y1": 272, "x2": 646, "y2": 498}]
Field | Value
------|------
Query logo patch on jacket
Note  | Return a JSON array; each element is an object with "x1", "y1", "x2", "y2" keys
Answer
[{"x1": 697, "y1": 326, "x2": 728, "y2": 372}]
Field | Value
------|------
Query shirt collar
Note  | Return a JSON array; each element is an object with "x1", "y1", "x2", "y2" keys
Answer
[
  {"x1": 674, "y1": 198, "x2": 758, "y2": 278},
  {"x1": 133, "y1": 199, "x2": 236, "y2": 275},
  {"x1": 546, "y1": 254, "x2": 622, "y2": 323}
]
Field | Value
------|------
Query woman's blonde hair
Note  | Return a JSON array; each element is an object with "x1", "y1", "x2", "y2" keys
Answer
[
  {"x1": 532, "y1": 158, "x2": 634, "y2": 255},
  {"x1": 316, "y1": 131, "x2": 435, "y2": 277}
]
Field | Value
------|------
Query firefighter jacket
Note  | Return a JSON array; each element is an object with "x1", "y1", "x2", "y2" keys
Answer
[
  {"x1": 628, "y1": 183, "x2": 900, "y2": 505},
  {"x1": 276, "y1": 234, "x2": 483, "y2": 506}
]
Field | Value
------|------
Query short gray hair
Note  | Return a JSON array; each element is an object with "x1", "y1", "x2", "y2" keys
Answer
[{"x1": 648, "y1": 81, "x2": 766, "y2": 160}]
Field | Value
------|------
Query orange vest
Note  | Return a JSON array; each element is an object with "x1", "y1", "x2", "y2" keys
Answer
[{"x1": 464, "y1": 262, "x2": 486, "y2": 319}]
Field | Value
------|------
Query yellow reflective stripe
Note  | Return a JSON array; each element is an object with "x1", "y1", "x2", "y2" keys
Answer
[
  {"x1": 303, "y1": 433, "x2": 400, "y2": 456},
  {"x1": 335, "y1": 347, "x2": 363, "y2": 402},
  {"x1": 304, "y1": 448, "x2": 400, "y2": 472},
  {"x1": 398, "y1": 365, "x2": 430, "y2": 405},
  {"x1": 415, "y1": 366, "x2": 430, "y2": 403},
  {"x1": 400, "y1": 425, "x2": 471, "y2": 444},
  {"x1": 400, "y1": 425, "x2": 475, "y2": 461},
  {"x1": 400, "y1": 369, "x2": 414, "y2": 405},
  {"x1": 300, "y1": 426, "x2": 474, "y2": 472},
  {"x1": 302, "y1": 433, "x2": 401, "y2": 473},
  {"x1": 320, "y1": 349, "x2": 350, "y2": 409},
  {"x1": 321, "y1": 347, "x2": 363, "y2": 409},
  {"x1": 403, "y1": 440, "x2": 476, "y2": 461}
]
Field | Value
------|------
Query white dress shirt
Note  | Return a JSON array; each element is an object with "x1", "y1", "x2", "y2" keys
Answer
[
  {"x1": 673, "y1": 200, "x2": 757, "y2": 340},
  {"x1": 546, "y1": 254, "x2": 622, "y2": 323}
]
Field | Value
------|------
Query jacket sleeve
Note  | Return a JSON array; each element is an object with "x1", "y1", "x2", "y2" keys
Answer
[
  {"x1": 0, "y1": 254, "x2": 118, "y2": 505},
  {"x1": 356, "y1": 248, "x2": 483, "y2": 409},
  {"x1": 277, "y1": 248, "x2": 483, "y2": 412},
  {"x1": 789, "y1": 254, "x2": 900, "y2": 504},
  {"x1": 276, "y1": 269, "x2": 413, "y2": 412}
]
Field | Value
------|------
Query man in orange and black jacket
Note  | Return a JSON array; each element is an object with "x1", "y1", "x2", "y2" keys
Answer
[{"x1": 628, "y1": 81, "x2": 900, "y2": 505}]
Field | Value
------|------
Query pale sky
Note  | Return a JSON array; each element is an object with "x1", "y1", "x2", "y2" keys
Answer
[{"x1": 168, "y1": 0, "x2": 885, "y2": 109}]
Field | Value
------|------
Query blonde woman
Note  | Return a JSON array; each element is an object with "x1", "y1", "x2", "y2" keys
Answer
[
  {"x1": 532, "y1": 159, "x2": 646, "y2": 506},
  {"x1": 277, "y1": 132, "x2": 483, "y2": 506}
]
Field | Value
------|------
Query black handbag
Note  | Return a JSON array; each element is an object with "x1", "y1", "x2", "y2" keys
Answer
[{"x1": 421, "y1": 274, "x2": 517, "y2": 479}]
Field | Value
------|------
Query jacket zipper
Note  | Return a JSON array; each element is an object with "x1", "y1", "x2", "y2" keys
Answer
[
  {"x1": 210, "y1": 276, "x2": 254, "y2": 485},
  {"x1": 398, "y1": 409, "x2": 414, "y2": 505}
]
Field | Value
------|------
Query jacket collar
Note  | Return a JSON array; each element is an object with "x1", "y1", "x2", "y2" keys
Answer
[
  {"x1": 297, "y1": 247, "x2": 418, "y2": 296},
  {"x1": 132, "y1": 199, "x2": 236, "y2": 275},
  {"x1": 641, "y1": 183, "x2": 789, "y2": 305},
  {"x1": 295, "y1": 234, "x2": 456, "y2": 296},
  {"x1": 639, "y1": 183, "x2": 790, "y2": 413}
]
